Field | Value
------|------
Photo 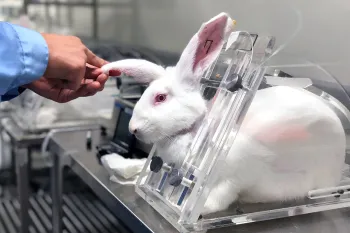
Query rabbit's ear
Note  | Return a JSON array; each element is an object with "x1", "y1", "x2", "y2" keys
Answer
[
  {"x1": 102, "y1": 59, "x2": 166, "y2": 84},
  {"x1": 176, "y1": 12, "x2": 235, "y2": 86}
]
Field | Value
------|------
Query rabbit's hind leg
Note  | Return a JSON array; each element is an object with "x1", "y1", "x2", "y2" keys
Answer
[{"x1": 201, "y1": 180, "x2": 239, "y2": 215}]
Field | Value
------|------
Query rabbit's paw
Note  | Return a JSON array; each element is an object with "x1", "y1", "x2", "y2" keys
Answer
[
  {"x1": 201, "y1": 182, "x2": 239, "y2": 216},
  {"x1": 202, "y1": 198, "x2": 224, "y2": 215}
]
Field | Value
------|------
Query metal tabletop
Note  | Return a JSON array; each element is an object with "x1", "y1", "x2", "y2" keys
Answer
[
  {"x1": 48, "y1": 130, "x2": 350, "y2": 233},
  {"x1": 2, "y1": 116, "x2": 105, "y2": 138},
  {"x1": 1, "y1": 118, "x2": 48, "y2": 145}
]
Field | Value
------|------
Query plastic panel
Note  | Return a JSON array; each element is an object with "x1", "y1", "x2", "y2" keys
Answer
[
  {"x1": 135, "y1": 29, "x2": 350, "y2": 233},
  {"x1": 135, "y1": 31, "x2": 276, "y2": 232}
]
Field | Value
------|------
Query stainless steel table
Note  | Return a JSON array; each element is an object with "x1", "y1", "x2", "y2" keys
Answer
[
  {"x1": 0, "y1": 117, "x2": 103, "y2": 233},
  {"x1": 48, "y1": 129, "x2": 350, "y2": 233}
]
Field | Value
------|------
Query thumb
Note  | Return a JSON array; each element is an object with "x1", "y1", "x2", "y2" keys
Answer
[{"x1": 85, "y1": 48, "x2": 108, "y2": 68}]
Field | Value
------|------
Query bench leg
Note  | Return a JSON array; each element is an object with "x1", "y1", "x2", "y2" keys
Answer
[
  {"x1": 16, "y1": 147, "x2": 30, "y2": 233},
  {"x1": 51, "y1": 152, "x2": 64, "y2": 233}
]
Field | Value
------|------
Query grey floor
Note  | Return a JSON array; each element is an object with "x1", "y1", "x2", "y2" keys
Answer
[{"x1": 0, "y1": 167, "x2": 131, "y2": 233}]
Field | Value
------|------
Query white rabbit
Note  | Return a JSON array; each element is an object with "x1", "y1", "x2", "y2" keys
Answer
[{"x1": 102, "y1": 12, "x2": 346, "y2": 215}]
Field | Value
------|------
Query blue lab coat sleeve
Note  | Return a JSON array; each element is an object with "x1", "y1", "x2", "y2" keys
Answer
[{"x1": 0, "y1": 22, "x2": 49, "y2": 102}]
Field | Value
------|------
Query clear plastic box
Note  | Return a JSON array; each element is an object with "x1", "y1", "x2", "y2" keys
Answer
[
  {"x1": 7, "y1": 86, "x2": 116, "y2": 132},
  {"x1": 8, "y1": 89, "x2": 46, "y2": 130},
  {"x1": 135, "y1": 30, "x2": 350, "y2": 232}
]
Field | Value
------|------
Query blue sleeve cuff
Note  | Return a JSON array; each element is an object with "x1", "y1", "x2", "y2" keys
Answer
[
  {"x1": 9, "y1": 23, "x2": 49, "y2": 86},
  {"x1": 0, "y1": 87, "x2": 26, "y2": 102}
]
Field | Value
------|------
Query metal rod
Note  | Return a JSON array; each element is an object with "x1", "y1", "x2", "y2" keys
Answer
[
  {"x1": 67, "y1": 3, "x2": 73, "y2": 29},
  {"x1": 51, "y1": 152, "x2": 63, "y2": 233},
  {"x1": 92, "y1": 0, "x2": 98, "y2": 40},
  {"x1": 55, "y1": 0, "x2": 61, "y2": 28},
  {"x1": 26, "y1": 1, "x2": 132, "y2": 7},
  {"x1": 45, "y1": 0, "x2": 51, "y2": 33},
  {"x1": 16, "y1": 147, "x2": 30, "y2": 233},
  {"x1": 22, "y1": 0, "x2": 29, "y2": 15},
  {"x1": 131, "y1": 0, "x2": 140, "y2": 44}
]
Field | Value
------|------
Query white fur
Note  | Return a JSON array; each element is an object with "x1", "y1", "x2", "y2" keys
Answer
[
  {"x1": 201, "y1": 86, "x2": 345, "y2": 214},
  {"x1": 102, "y1": 59, "x2": 165, "y2": 83},
  {"x1": 102, "y1": 12, "x2": 346, "y2": 215}
]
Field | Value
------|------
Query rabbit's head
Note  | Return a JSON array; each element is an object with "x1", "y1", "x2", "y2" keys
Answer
[{"x1": 102, "y1": 12, "x2": 235, "y2": 144}]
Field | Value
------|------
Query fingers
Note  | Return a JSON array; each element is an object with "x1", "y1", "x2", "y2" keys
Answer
[
  {"x1": 64, "y1": 60, "x2": 87, "y2": 90},
  {"x1": 85, "y1": 81, "x2": 101, "y2": 93},
  {"x1": 96, "y1": 73, "x2": 108, "y2": 91},
  {"x1": 27, "y1": 76, "x2": 104, "y2": 104},
  {"x1": 85, "y1": 48, "x2": 109, "y2": 68},
  {"x1": 64, "y1": 81, "x2": 101, "y2": 102},
  {"x1": 65, "y1": 65, "x2": 104, "y2": 90},
  {"x1": 41, "y1": 33, "x2": 109, "y2": 92},
  {"x1": 84, "y1": 66, "x2": 109, "y2": 91},
  {"x1": 58, "y1": 50, "x2": 107, "y2": 91},
  {"x1": 84, "y1": 66, "x2": 102, "y2": 79}
]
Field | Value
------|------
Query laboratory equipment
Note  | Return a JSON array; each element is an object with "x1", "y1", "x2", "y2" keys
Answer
[
  {"x1": 96, "y1": 96, "x2": 152, "y2": 162},
  {"x1": 115, "y1": 14, "x2": 350, "y2": 233},
  {"x1": 0, "y1": 0, "x2": 23, "y2": 22},
  {"x1": 23, "y1": 0, "x2": 139, "y2": 40}
]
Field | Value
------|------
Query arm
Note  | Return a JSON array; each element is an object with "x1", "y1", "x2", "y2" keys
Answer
[{"x1": 0, "y1": 22, "x2": 49, "y2": 101}]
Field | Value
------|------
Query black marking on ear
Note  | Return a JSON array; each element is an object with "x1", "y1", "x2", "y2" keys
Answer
[{"x1": 204, "y1": 39, "x2": 213, "y2": 54}]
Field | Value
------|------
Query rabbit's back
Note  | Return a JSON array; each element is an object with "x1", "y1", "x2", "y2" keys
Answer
[{"x1": 221, "y1": 85, "x2": 346, "y2": 203}]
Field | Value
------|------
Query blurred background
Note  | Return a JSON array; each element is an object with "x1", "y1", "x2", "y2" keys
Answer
[
  {"x1": 1, "y1": 0, "x2": 349, "y2": 83},
  {"x1": 2, "y1": 0, "x2": 348, "y2": 89}
]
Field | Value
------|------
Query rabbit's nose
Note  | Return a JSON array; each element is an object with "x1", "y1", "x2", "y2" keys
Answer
[{"x1": 129, "y1": 124, "x2": 138, "y2": 134}]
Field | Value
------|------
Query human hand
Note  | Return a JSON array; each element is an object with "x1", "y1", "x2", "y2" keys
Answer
[
  {"x1": 41, "y1": 33, "x2": 108, "y2": 90},
  {"x1": 24, "y1": 65, "x2": 109, "y2": 103}
]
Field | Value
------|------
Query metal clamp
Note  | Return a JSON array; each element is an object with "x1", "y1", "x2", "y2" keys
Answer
[{"x1": 149, "y1": 156, "x2": 195, "y2": 188}]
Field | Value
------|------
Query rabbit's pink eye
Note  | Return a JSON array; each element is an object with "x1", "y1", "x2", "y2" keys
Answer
[{"x1": 155, "y1": 94, "x2": 167, "y2": 103}]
